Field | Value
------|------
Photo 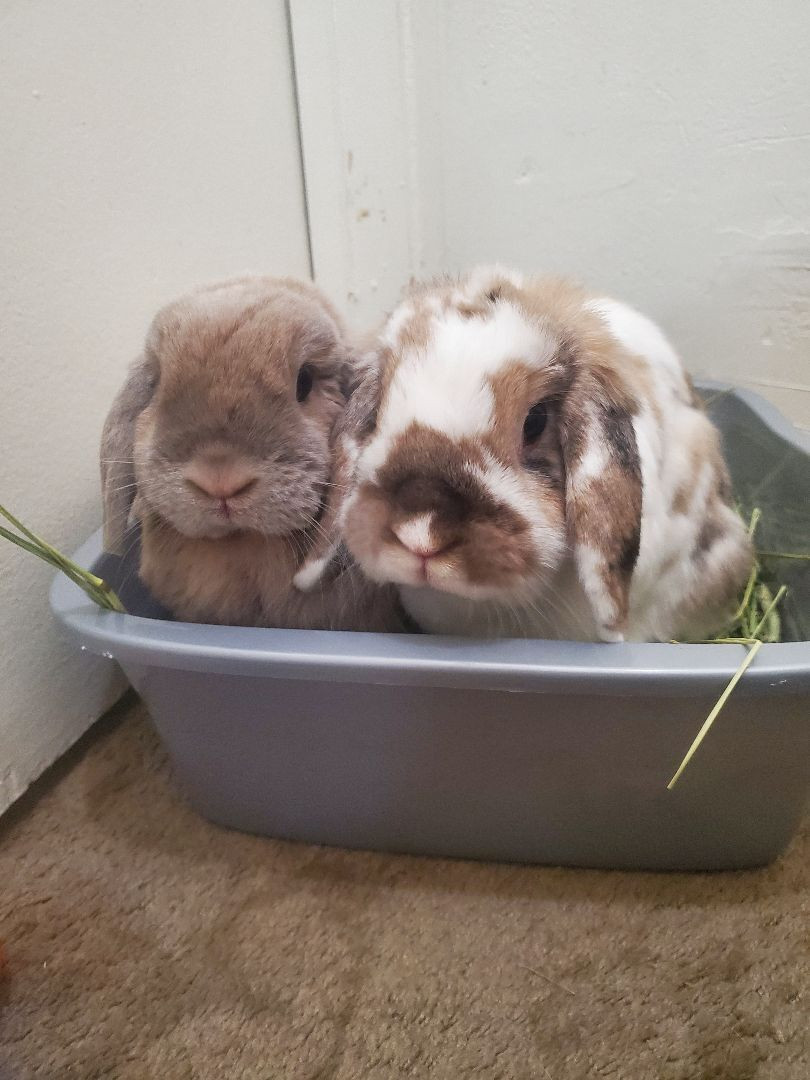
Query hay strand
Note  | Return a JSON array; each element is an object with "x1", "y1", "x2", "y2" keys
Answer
[
  {"x1": 0, "y1": 503, "x2": 125, "y2": 613},
  {"x1": 666, "y1": 640, "x2": 763, "y2": 790},
  {"x1": 667, "y1": 508, "x2": 792, "y2": 788}
]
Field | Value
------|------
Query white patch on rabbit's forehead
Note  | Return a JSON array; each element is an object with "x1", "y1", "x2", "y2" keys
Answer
[{"x1": 371, "y1": 301, "x2": 556, "y2": 456}]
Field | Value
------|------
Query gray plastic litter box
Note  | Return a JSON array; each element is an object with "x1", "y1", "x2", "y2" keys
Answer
[{"x1": 51, "y1": 386, "x2": 810, "y2": 871}]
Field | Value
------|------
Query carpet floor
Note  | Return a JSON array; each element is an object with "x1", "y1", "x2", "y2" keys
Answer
[{"x1": 1, "y1": 696, "x2": 808, "y2": 1080}]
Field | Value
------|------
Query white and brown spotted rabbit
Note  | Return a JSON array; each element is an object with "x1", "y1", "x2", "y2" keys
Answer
[
  {"x1": 101, "y1": 275, "x2": 403, "y2": 631},
  {"x1": 295, "y1": 266, "x2": 753, "y2": 642}
]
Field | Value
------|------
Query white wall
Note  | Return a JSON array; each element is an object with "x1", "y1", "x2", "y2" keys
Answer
[
  {"x1": 294, "y1": 0, "x2": 810, "y2": 430},
  {"x1": 0, "y1": 0, "x2": 309, "y2": 812}
]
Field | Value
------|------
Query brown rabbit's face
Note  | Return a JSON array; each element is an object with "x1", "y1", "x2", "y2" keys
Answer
[{"x1": 132, "y1": 284, "x2": 347, "y2": 540}]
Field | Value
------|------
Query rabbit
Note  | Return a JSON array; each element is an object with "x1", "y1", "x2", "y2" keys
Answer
[
  {"x1": 293, "y1": 265, "x2": 754, "y2": 643},
  {"x1": 100, "y1": 275, "x2": 405, "y2": 631}
]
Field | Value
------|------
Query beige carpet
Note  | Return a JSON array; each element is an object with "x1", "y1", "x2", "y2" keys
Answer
[{"x1": 1, "y1": 698, "x2": 808, "y2": 1080}]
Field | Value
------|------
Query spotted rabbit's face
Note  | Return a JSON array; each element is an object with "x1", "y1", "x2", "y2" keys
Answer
[{"x1": 339, "y1": 274, "x2": 572, "y2": 602}]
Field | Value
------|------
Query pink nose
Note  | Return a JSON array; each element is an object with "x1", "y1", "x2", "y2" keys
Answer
[
  {"x1": 392, "y1": 518, "x2": 450, "y2": 559},
  {"x1": 184, "y1": 456, "x2": 257, "y2": 500},
  {"x1": 398, "y1": 537, "x2": 446, "y2": 559}
]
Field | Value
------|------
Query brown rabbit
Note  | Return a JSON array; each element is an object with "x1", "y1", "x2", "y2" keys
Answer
[{"x1": 101, "y1": 276, "x2": 404, "y2": 631}]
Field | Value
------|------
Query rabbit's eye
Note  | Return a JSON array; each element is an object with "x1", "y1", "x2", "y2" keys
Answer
[
  {"x1": 522, "y1": 402, "x2": 548, "y2": 444},
  {"x1": 296, "y1": 364, "x2": 314, "y2": 403}
]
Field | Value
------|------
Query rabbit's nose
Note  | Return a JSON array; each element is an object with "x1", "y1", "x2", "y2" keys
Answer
[
  {"x1": 184, "y1": 456, "x2": 257, "y2": 500},
  {"x1": 392, "y1": 514, "x2": 454, "y2": 559}
]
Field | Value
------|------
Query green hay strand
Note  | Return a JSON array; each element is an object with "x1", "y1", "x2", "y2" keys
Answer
[
  {"x1": 667, "y1": 640, "x2": 764, "y2": 790},
  {"x1": 667, "y1": 507, "x2": 793, "y2": 789},
  {"x1": 0, "y1": 503, "x2": 125, "y2": 613}
]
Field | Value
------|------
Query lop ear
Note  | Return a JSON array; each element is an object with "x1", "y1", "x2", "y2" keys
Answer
[
  {"x1": 559, "y1": 367, "x2": 643, "y2": 642},
  {"x1": 100, "y1": 353, "x2": 157, "y2": 553},
  {"x1": 294, "y1": 356, "x2": 382, "y2": 592}
]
